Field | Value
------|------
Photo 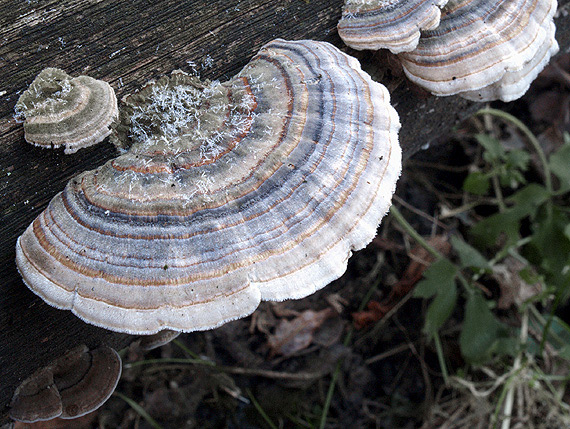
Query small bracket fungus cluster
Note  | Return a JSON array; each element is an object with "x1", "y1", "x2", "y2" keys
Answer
[
  {"x1": 15, "y1": 68, "x2": 118, "y2": 154},
  {"x1": 338, "y1": 0, "x2": 449, "y2": 53},
  {"x1": 16, "y1": 39, "x2": 401, "y2": 335},
  {"x1": 338, "y1": 0, "x2": 559, "y2": 102},
  {"x1": 9, "y1": 345, "x2": 121, "y2": 423}
]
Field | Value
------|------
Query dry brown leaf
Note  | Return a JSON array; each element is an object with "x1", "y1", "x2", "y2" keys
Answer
[
  {"x1": 267, "y1": 308, "x2": 336, "y2": 357},
  {"x1": 493, "y1": 257, "x2": 543, "y2": 309},
  {"x1": 352, "y1": 301, "x2": 390, "y2": 330},
  {"x1": 352, "y1": 235, "x2": 452, "y2": 329}
]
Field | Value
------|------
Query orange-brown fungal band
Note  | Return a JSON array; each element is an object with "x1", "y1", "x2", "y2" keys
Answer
[{"x1": 16, "y1": 39, "x2": 401, "y2": 335}]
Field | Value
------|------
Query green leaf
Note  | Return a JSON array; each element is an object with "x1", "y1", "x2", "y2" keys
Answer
[
  {"x1": 451, "y1": 235, "x2": 491, "y2": 270},
  {"x1": 549, "y1": 142, "x2": 570, "y2": 192},
  {"x1": 463, "y1": 171, "x2": 490, "y2": 195},
  {"x1": 505, "y1": 149, "x2": 530, "y2": 172},
  {"x1": 460, "y1": 292, "x2": 506, "y2": 363},
  {"x1": 507, "y1": 184, "x2": 550, "y2": 218},
  {"x1": 414, "y1": 259, "x2": 458, "y2": 338},
  {"x1": 413, "y1": 259, "x2": 458, "y2": 298},
  {"x1": 518, "y1": 266, "x2": 543, "y2": 286},
  {"x1": 470, "y1": 210, "x2": 521, "y2": 248},
  {"x1": 470, "y1": 184, "x2": 550, "y2": 249},
  {"x1": 548, "y1": 316, "x2": 570, "y2": 346},
  {"x1": 424, "y1": 283, "x2": 458, "y2": 339},
  {"x1": 527, "y1": 208, "x2": 570, "y2": 288},
  {"x1": 476, "y1": 134, "x2": 505, "y2": 162}
]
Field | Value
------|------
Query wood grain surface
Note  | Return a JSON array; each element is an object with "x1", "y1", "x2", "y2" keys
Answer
[{"x1": 1, "y1": 0, "x2": 569, "y2": 422}]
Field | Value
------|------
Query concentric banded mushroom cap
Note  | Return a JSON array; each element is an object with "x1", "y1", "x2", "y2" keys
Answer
[
  {"x1": 337, "y1": 0, "x2": 449, "y2": 53},
  {"x1": 16, "y1": 39, "x2": 401, "y2": 335},
  {"x1": 9, "y1": 345, "x2": 121, "y2": 422},
  {"x1": 15, "y1": 68, "x2": 118, "y2": 154},
  {"x1": 398, "y1": 0, "x2": 558, "y2": 101},
  {"x1": 461, "y1": 25, "x2": 559, "y2": 102}
]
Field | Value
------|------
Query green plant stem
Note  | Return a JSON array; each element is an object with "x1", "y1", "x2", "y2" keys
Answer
[
  {"x1": 173, "y1": 338, "x2": 207, "y2": 361},
  {"x1": 491, "y1": 166, "x2": 507, "y2": 212},
  {"x1": 476, "y1": 108, "x2": 553, "y2": 217},
  {"x1": 539, "y1": 290, "x2": 564, "y2": 353},
  {"x1": 391, "y1": 205, "x2": 472, "y2": 293},
  {"x1": 320, "y1": 360, "x2": 342, "y2": 429},
  {"x1": 247, "y1": 389, "x2": 279, "y2": 429},
  {"x1": 114, "y1": 391, "x2": 163, "y2": 429},
  {"x1": 500, "y1": 309, "x2": 529, "y2": 429},
  {"x1": 390, "y1": 205, "x2": 443, "y2": 260},
  {"x1": 433, "y1": 333, "x2": 449, "y2": 385}
]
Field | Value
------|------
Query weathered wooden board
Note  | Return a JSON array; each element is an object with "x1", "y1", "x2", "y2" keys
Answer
[{"x1": 1, "y1": 0, "x2": 569, "y2": 422}]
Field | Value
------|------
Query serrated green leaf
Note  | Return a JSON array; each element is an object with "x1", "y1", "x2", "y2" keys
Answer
[
  {"x1": 413, "y1": 259, "x2": 458, "y2": 338},
  {"x1": 527, "y1": 208, "x2": 570, "y2": 288},
  {"x1": 550, "y1": 142, "x2": 570, "y2": 192},
  {"x1": 424, "y1": 282, "x2": 457, "y2": 338},
  {"x1": 460, "y1": 292, "x2": 506, "y2": 363},
  {"x1": 505, "y1": 149, "x2": 530, "y2": 171},
  {"x1": 507, "y1": 184, "x2": 550, "y2": 218},
  {"x1": 470, "y1": 211, "x2": 521, "y2": 248},
  {"x1": 498, "y1": 168, "x2": 526, "y2": 189},
  {"x1": 413, "y1": 259, "x2": 458, "y2": 298},
  {"x1": 451, "y1": 235, "x2": 491, "y2": 270},
  {"x1": 476, "y1": 134, "x2": 505, "y2": 161},
  {"x1": 471, "y1": 184, "x2": 550, "y2": 249},
  {"x1": 463, "y1": 171, "x2": 490, "y2": 195}
]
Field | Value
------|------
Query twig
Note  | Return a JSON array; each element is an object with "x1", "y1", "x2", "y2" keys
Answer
[
  {"x1": 393, "y1": 194, "x2": 448, "y2": 229},
  {"x1": 365, "y1": 342, "x2": 411, "y2": 365}
]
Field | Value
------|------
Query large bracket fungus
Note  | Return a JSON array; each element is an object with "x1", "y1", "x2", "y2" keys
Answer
[
  {"x1": 398, "y1": 0, "x2": 559, "y2": 101},
  {"x1": 15, "y1": 68, "x2": 118, "y2": 154},
  {"x1": 9, "y1": 345, "x2": 121, "y2": 423},
  {"x1": 16, "y1": 39, "x2": 401, "y2": 335},
  {"x1": 337, "y1": 0, "x2": 449, "y2": 53}
]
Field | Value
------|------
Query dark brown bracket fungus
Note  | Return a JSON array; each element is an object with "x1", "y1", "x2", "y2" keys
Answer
[
  {"x1": 139, "y1": 330, "x2": 181, "y2": 351},
  {"x1": 9, "y1": 345, "x2": 121, "y2": 423}
]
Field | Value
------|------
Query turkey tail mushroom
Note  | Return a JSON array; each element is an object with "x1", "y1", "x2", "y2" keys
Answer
[
  {"x1": 16, "y1": 39, "x2": 401, "y2": 335},
  {"x1": 398, "y1": 0, "x2": 558, "y2": 101},
  {"x1": 338, "y1": 0, "x2": 449, "y2": 53},
  {"x1": 15, "y1": 68, "x2": 118, "y2": 154}
]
